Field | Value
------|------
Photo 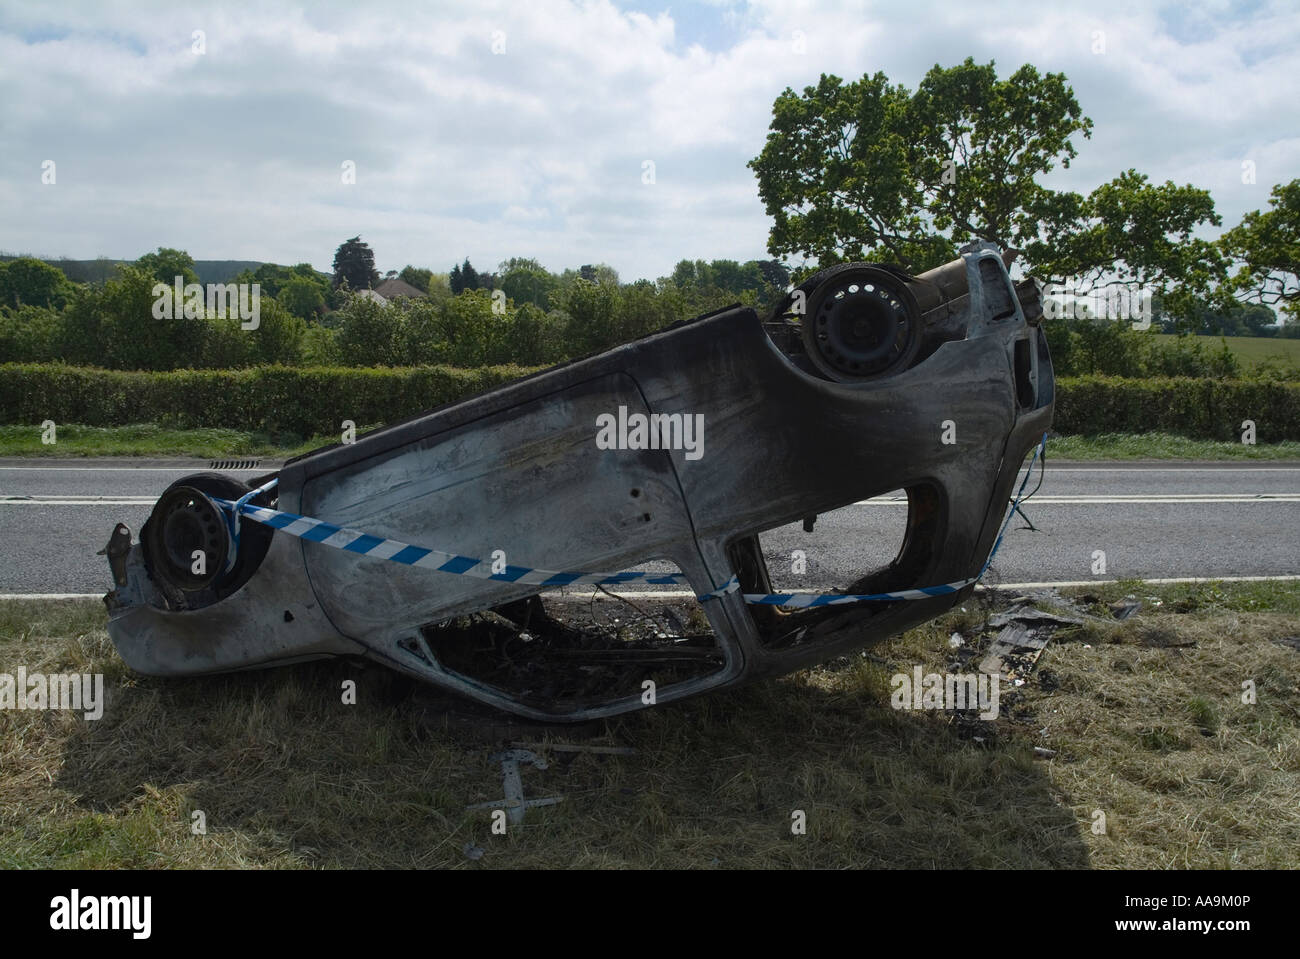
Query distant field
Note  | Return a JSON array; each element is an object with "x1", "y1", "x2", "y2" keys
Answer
[{"x1": 1151, "y1": 333, "x2": 1300, "y2": 368}]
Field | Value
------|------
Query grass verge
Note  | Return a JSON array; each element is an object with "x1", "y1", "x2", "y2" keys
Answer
[
  {"x1": 1044, "y1": 431, "x2": 1300, "y2": 460},
  {"x1": 5, "y1": 424, "x2": 1300, "y2": 462},
  {"x1": 0, "y1": 424, "x2": 343, "y2": 460},
  {"x1": 1, "y1": 580, "x2": 1296, "y2": 868}
]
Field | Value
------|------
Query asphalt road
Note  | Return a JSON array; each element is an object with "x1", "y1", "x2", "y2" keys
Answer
[{"x1": 0, "y1": 458, "x2": 1297, "y2": 595}]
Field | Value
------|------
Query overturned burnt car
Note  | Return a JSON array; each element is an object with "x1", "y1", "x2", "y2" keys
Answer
[{"x1": 103, "y1": 240, "x2": 1053, "y2": 721}]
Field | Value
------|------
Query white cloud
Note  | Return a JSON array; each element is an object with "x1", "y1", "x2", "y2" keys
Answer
[{"x1": 0, "y1": 0, "x2": 1295, "y2": 280}]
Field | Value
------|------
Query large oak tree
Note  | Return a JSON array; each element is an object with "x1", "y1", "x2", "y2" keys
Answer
[{"x1": 749, "y1": 59, "x2": 1224, "y2": 302}]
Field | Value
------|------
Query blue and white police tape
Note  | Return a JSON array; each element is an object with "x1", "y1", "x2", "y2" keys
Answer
[
  {"x1": 212, "y1": 481, "x2": 738, "y2": 599},
  {"x1": 211, "y1": 433, "x2": 1045, "y2": 606}
]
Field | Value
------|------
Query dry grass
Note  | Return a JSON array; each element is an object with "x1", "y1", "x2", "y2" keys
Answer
[{"x1": 1, "y1": 581, "x2": 1297, "y2": 869}]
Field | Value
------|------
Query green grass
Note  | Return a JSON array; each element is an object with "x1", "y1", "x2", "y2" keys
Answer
[
  {"x1": 2, "y1": 579, "x2": 1297, "y2": 869},
  {"x1": 1150, "y1": 333, "x2": 1300, "y2": 369},
  {"x1": 1045, "y1": 431, "x2": 1300, "y2": 460},
  {"x1": 4, "y1": 424, "x2": 1298, "y2": 462},
  {"x1": 0, "y1": 423, "x2": 344, "y2": 460}
]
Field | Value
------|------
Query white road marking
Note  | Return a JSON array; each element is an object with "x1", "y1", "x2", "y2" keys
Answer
[
  {"x1": 853, "y1": 494, "x2": 1300, "y2": 505},
  {"x1": 0, "y1": 498, "x2": 158, "y2": 505},
  {"x1": 0, "y1": 466, "x2": 266, "y2": 472},
  {"x1": 0, "y1": 464, "x2": 1297, "y2": 473},
  {"x1": 1022, "y1": 467, "x2": 1300, "y2": 472},
  {"x1": 7, "y1": 494, "x2": 1299, "y2": 507}
]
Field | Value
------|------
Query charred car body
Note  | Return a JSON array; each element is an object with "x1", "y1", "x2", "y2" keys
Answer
[{"x1": 103, "y1": 240, "x2": 1053, "y2": 721}]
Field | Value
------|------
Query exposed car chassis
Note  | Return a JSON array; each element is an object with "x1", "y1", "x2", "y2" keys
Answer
[{"x1": 103, "y1": 240, "x2": 1054, "y2": 721}]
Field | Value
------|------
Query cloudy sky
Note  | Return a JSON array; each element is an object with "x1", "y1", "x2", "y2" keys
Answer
[{"x1": 0, "y1": 0, "x2": 1296, "y2": 281}]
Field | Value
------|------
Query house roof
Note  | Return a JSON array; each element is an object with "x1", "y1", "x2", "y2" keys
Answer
[{"x1": 373, "y1": 277, "x2": 427, "y2": 299}]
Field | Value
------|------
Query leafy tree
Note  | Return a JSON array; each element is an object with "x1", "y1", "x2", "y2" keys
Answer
[
  {"x1": 443, "y1": 289, "x2": 511, "y2": 366},
  {"x1": 1175, "y1": 300, "x2": 1278, "y2": 336},
  {"x1": 1143, "y1": 332, "x2": 1240, "y2": 378},
  {"x1": 1026, "y1": 170, "x2": 1225, "y2": 307},
  {"x1": 499, "y1": 257, "x2": 545, "y2": 274},
  {"x1": 101, "y1": 265, "x2": 208, "y2": 370},
  {"x1": 135, "y1": 247, "x2": 199, "y2": 288},
  {"x1": 401, "y1": 298, "x2": 449, "y2": 365},
  {"x1": 278, "y1": 276, "x2": 326, "y2": 320},
  {"x1": 0, "y1": 305, "x2": 61, "y2": 361},
  {"x1": 56, "y1": 285, "x2": 108, "y2": 365},
  {"x1": 399, "y1": 265, "x2": 433, "y2": 292},
  {"x1": 336, "y1": 294, "x2": 406, "y2": 366},
  {"x1": 201, "y1": 316, "x2": 253, "y2": 368},
  {"x1": 617, "y1": 280, "x2": 677, "y2": 341},
  {"x1": 0, "y1": 257, "x2": 72, "y2": 308},
  {"x1": 246, "y1": 299, "x2": 306, "y2": 365},
  {"x1": 662, "y1": 258, "x2": 778, "y2": 313},
  {"x1": 749, "y1": 59, "x2": 1221, "y2": 300},
  {"x1": 577, "y1": 263, "x2": 619, "y2": 286},
  {"x1": 427, "y1": 272, "x2": 453, "y2": 304},
  {"x1": 755, "y1": 259, "x2": 791, "y2": 292},
  {"x1": 670, "y1": 259, "x2": 703, "y2": 289},
  {"x1": 301, "y1": 324, "x2": 343, "y2": 365},
  {"x1": 234, "y1": 262, "x2": 327, "y2": 300},
  {"x1": 500, "y1": 260, "x2": 558, "y2": 310},
  {"x1": 509, "y1": 303, "x2": 567, "y2": 365},
  {"x1": 559, "y1": 279, "x2": 619, "y2": 355},
  {"x1": 450, "y1": 258, "x2": 479, "y2": 294},
  {"x1": 1220, "y1": 179, "x2": 1300, "y2": 320},
  {"x1": 1069, "y1": 320, "x2": 1148, "y2": 378},
  {"x1": 332, "y1": 237, "x2": 379, "y2": 291}
]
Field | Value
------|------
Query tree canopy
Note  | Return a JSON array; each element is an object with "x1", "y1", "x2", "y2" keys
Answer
[
  {"x1": 332, "y1": 236, "x2": 379, "y2": 290},
  {"x1": 749, "y1": 58, "x2": 1224, "y2": 303},
  {"x1": 1220, "y1": 178, "x2": 1300, "y2": 318},
  {"x1": 135, "y1": 247, "x2": 199, "y2": 287}
]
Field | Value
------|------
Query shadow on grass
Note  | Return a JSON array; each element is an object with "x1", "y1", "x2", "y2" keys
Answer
[{"x1": 46, "y1": 652, "x2": 1090, "y2": 869}]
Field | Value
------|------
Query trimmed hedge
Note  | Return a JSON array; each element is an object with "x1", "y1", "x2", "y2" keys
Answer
[
  {"x1": 2, "y1": 365, "x2": 1299, "y2": 441},
  {"x1": 1052, "y1": 375, "x2": 1300, "y2": 441},
  {"x1": 0, "y1": 363, "x2": 544, "y2": 435}
]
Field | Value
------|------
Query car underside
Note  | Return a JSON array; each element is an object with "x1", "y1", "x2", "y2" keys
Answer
[{"x1": 103, "y1": 240, "x2": 1054, "y2": 721}]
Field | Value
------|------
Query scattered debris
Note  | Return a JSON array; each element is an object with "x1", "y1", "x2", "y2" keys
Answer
[
  {"x1": 948, "y1": 632, "x2": 965, "y2": 649},
  {"x1": 989, "y1": 603, "x2": 1085, "y2": 629},
  {"x1": 1137, "y1": 626, "x2": 1196, "y2": 649},
  {"x1": 1272, "y1": 636, "x2": 1300, "y2": 652},
  {"x1": 1109, "y1": 598, "x2": 1142, "y2": 620},
  {"x1": 462, "y1": 843, "x2": 485, "y2": 861},
  {"x1": 466, "y1": 748, "x2": 564, "y2": 825},
  {"x1": 1032, "y1": 746, "x2": 1057, "y2": 759},
  {"x1": 510, "y1": 741, "x2": 638, "y2": 756},
  {"x1": 979, "y1": 623, "x2": 1050, "y2": 681}
]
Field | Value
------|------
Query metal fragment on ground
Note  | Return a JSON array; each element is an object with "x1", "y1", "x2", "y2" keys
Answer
[
  {"x1": 466, "y1": 749, "x2": 563, "y2": 825},
  {"x1": 1109, "y1": 600, "x2": 1143, "y2": 620},
  {"x1": 979, "y1": 623, "x2": 1051, "y2": 679},
  {"x1": 510, "y1": 742, "x2": 638, "y2": 756}
]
